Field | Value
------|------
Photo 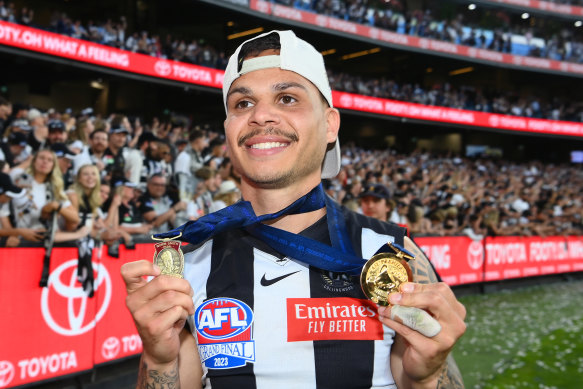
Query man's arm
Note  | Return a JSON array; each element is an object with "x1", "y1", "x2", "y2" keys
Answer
[
  {"x1": 387, "y1": 236, "x2": 466, "y2": 389},
  {"x1": 122, "y1": 260, "x2": 202, "y2": 389}
]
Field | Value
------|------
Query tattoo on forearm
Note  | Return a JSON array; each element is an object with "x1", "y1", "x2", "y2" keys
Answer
[
  {"x1": 137, "y1": 359, "x2": 180, "y2": 389},
  {"x1": 437, "y1": 354, "x2": 465, "y2": 389},
  {"x1": 405, "y1": 239, "x2": 439, "y2": 284}
]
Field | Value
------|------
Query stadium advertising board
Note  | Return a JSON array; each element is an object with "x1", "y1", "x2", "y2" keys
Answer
[
  {"x1": 483, "y1": 236, "x2": 583, "y2": 281},
  {"x1": 0, "y1": 245, "x2": 147, "y2": 388},
  {"x1": 487, "y1": 0, "x2": 583, "y2": 17},
  {"x1": 1, "y1": 20, "x2": 583, "y2": 137},
  {"x1": 248, "y1": 0, "x2": 583, "y2": 76},
  {"x1": 415, "y1": 236, "x2": 484, "y2": 286},
  {"x1": 333, "y1": 91, "x2": 583, "y2": 137},
  {"x1": 0, "y1": 21, "x2": 224, "y2": 89}
]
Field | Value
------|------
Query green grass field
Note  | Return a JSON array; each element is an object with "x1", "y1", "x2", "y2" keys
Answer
[{"x1": 453, "y1": 279, "x2": 583, "y2": 389}]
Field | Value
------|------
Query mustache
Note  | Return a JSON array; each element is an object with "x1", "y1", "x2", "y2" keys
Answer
[{"x1": 238, "y1": 127, "x2": 299, "y2": 147}]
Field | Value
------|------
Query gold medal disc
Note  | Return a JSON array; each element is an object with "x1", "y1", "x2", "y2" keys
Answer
[
  {"x1": 361, "y1": 252, "x2": 412, "y2": 305},
  {"x1": 153, "y1": 240, "x2": 184, "y2": 278}
]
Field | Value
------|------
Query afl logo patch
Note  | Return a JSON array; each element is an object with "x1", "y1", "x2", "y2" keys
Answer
[{"x1": 195, "y1": 298, "x2": 255, "y2": 369}]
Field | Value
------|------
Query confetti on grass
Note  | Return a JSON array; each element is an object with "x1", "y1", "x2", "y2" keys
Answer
[{"x1": 452, "y1": 280, "x2": 583, "y2": 389}]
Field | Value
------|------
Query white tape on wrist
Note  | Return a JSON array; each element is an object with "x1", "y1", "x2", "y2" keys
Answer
[{"x1": 390, "y1": 305, "x2": 442, "y2": 337}]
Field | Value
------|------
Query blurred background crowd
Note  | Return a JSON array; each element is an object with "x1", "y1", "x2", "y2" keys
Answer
[{"x1": 2, "y1": 97, "x2": 582, "y2": 254}]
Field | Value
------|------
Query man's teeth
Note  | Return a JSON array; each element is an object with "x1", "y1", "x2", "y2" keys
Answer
[{"x1": 250, "y1": 142, "x2": 286, "y2": 149}]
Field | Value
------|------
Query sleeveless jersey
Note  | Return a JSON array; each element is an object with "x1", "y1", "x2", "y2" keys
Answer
[{"x1": 184, "y1": 206, "x2": 406, "y2": 389}]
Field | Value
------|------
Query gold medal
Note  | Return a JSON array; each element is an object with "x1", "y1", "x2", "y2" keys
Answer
[
  {"x1": 152, "y1": 233, "x2": 184, "y2": 278},
  {"x1": 360, "y1": 242, "x2": 414, "y2": 306}
]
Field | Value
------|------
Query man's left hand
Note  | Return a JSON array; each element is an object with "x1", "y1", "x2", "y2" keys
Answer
[{"x1": 380, "y1": 281, "x2": 466, "y2": 386}]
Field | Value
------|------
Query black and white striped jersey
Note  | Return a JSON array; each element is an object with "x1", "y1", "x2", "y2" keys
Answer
[{"x1": 184, "y1": 206, "x2": 406, "y2": 389}]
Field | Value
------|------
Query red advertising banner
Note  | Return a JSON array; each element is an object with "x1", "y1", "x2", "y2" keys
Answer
[
  {"x1": 414, "y1": 236, "x2": 485, "y2": 286},
  {"x1": 332, "y1": 91, "x2": 583, "y2": 137},
  {"x1": 2, "y1": 20, "x2": 583, "y2": 138},
  {"x1": 0, "y1": 21, "x2": 224, "y2": 89},
  {"x1": 486, "y1": 0, "x2": 583, "y2": 17},
  {"x1": 249, "y1": 0, "x2": 583, "y2": 77},
  {"x1": 0, "y1": 244, "x2": 153, "y2": 388},
  {"x1": 483, "y1": 235, "x2": 583, "y2": 281}
]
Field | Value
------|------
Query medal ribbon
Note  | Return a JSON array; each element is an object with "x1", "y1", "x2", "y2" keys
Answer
[{"x1": 154, "y1": 183, "x2": 370, "y2": 274}]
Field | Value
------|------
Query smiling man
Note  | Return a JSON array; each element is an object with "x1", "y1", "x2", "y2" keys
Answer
[{"x1": 122, "y1": 30, "x2": 466, "y2": 389}]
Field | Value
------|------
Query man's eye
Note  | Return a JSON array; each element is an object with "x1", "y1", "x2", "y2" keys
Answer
[
  {"x1": 235, "y1": 100, "x2": 253, "y2": 109},
  {"x1": 280, "y1": 95, "x2": 297, "y2": 104}
]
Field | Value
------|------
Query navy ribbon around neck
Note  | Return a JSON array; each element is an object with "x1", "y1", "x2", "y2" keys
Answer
[{"x1": 154, "y1": 183, "x2": 373, "y2": 275}]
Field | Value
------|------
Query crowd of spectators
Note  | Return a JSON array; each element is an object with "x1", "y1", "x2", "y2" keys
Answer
[
  {"x1": 0, "y1": 97, "x2": 241, "y2": 256},
  {"x1": 1, "y1": 96, "x2": 582, "y2": 256},
  {"x1": 2, "y1": 2, "x2": 583, "y2": 123},
  {"x1": 287, "y1": 0, "x2": 583, "y2": 63},
  {"x1": 0, "y1": 1, "x2": 228, "y2": 69},
  {"x1": 325, "y1": 145, "x2": 583, "y2": 239}
]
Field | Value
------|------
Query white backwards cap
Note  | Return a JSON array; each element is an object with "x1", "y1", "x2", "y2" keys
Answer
[{"x1": 222, "y1": 30, "x2": 340, "y2": 179}]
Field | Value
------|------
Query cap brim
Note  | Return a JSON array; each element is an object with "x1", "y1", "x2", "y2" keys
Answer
[{"x1": 321, "y1": 139, "x2": 340, "y2": 179}]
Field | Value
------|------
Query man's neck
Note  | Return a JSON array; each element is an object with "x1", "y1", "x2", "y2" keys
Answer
[{"x1": 241, "y1": 177, "x2": 326, "y2": 234}]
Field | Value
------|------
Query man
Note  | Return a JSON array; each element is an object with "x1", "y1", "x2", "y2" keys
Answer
[
  {"x1": 360, "y1": 183, "x2": 393, "y2": 222},
  {"x1": 50, "y1": 143, "x2": 76, "y2": 187},
  {"x1": 86, "y1": 128, "x2": 109, "y2": 175},
  {"x1": 122, "y1": 31, "x2": 465, "y2": 388},
  {"x1": 174, "y1": 129, "x2": 208, "y2": 200},
  {"x1": 0, "y1": 96, "x2": 12, "y2": 135},
  {"x1": 105, "y1": 124, "x2": 143, "y2": 185},
  {"x1": 46, "y1": 119, "x2": 69, "y2": 146},
  {"x1": 0, "y1": 132, "x2": 30, "y2": 169},
  {"x1": 137, "y1": 132, "x2": 165, "y2": 185},
  {"x1": 138, "y1": 173, "x2": 186, "y2": 235},
  {"x1": 0, "y1": 171, "x2": 45, "y2": 246}
]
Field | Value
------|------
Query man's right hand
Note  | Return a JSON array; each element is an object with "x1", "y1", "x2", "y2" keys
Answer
[{"x1": 121, "y1": 260, "x2": 195, "y2": 366}]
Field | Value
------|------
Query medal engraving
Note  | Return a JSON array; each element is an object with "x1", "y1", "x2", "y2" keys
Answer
[
  {"x1": 153, "y1": 240, "x2": 184, "y2": 278},
  {"x1": 361, "y1": 242, "x2": 414, "y2": 305}
]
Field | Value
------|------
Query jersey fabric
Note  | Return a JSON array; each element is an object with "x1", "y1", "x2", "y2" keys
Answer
[{"x1": 183, "y1": 205, "x2": 406, "y2": 389}]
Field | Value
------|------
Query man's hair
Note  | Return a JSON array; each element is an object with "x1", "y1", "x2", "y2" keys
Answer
[
  {"x1": 195, "y1": 166, "x2": 216, "y2": 180},
  {"x1": 189, "y1": 129, "x2": 205, "y2": 142},
  {"x1": 0, "y1": 96, "x2": 10, "y2": 106},
  {"x1": 237, "y1": 32, "x2": 281, "y2": 71},
  {"x1": 89, "y1": 128, "x2": 108, "y2": 140}
]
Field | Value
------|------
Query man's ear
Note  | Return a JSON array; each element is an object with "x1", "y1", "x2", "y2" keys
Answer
[{"x1": 325, "y1": 107, "x2": 340, "y2": 144}]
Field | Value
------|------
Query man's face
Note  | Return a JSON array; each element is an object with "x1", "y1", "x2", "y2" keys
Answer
[
  {"x1": 360, "y1": 196, "x2": 390, "y2": 221},
  {"x1": 0, "y1": 103, "x2": 12, "y2": 119},
  {"x1": 57, "y1": 157, "x2": 71, "y2": 174},
  {"x1": 192, "y1": 137, "x2": 208, "y2": 152},
  {"x1": 48, "y1": 129, "x2": 67, "y2": 144},
  {"x1": 147, "y1": 176, "x2": 167, "y2": 198},
  {"x1": 224, "y1": 57, "x2": 339, "y2": 189},
  {"x1": 109, "y1": 132, "x2": 127, "y2": 149},
  {"x1": 90, "y1": 132, "x2": 108, "y2": 153}
]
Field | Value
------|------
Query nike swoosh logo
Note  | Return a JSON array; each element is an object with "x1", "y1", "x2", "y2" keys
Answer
[{"x1": 260, "y1": 271, "x2": 300, "y2": 286}]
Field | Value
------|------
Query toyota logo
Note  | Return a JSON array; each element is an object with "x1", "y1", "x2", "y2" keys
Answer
[
  {"x1": 339, "y1": 94, "x2": 353, "y2": 108},
  {"x1": 467, "y1": 241, "x2": 484, "y2": 270},
  {"x1": 488, "y1": 115, "x2": 500, "y2": 127},
  {"x1": 0, "y1": 361, "x2": 15, "y2": 388},
  {"x1": 102, "y1": 337, "x2": 121, "y2": 360},
  {"x1": 41, "y1": 259, "x2": 112, "y2": 336},
  {"x1": 154, "y1": 60, "x2": 172, "y2": 76}
]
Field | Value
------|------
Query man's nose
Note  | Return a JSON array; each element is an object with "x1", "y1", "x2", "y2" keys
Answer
[{"x1": 248, "y1": 100, "x2": 280, "y2": 127}]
